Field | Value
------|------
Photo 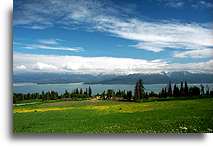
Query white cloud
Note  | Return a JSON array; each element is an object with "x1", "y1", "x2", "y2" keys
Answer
[
  {"x1": 15, "y1": 65, "x2": 26, "y2": 70},
  {"x1": 131, "y1": 42, "x2": 168, "y2": 52},
  {"x1": 38, "y1": 39, "x2": 59, "y2": 45},
  {"x1": 13, "y1": 53, "x2": 168, "y2": 74},
  {"x1": 13, "y1": 53, "x2": 213, "y2": 74},
  {"x1": 174, "y1": 48, "x2": 213, "y2": 58},
  {"x1": 18, "y1": 38, "x2": 82, "y2": 52},
  {"x1": 14, "y1": 0, "x2": 213, "y2": 57},
  {"x1": 24, "y1": 43, "x2": 81, "y2": 52},
  {"x1": 27, "y1": 25, "x2": 48, "y2": 30},
  {"x1": 33, "y1": 62, "x2": 58, "y2": 71},
  {"x1": 166, "y1": 60, "x2": 213, "y2": 73},
  {"x1": 94, "y1": 18, "x2": 213, "y2": 53}
]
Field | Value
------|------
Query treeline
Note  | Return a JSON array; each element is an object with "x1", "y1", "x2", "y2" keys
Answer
[
  {"x1": 98, "y1": 80, "x2": 213, "y2": 102},
  {"x1": 98, "y1": 79, "x2": 145, "y2": 102},
  {"x1": 97, "y1": 89, "x2": 133, "y2": 101},
  {"x1": 13, "y1": 86, "x2": 92, "y2": 103},
  {"x1": 13, "y1": 80, "x2": 213, "y2": 103},
  {"x1": 159, "y1": 81, "x2": 213, "y2": 98}
]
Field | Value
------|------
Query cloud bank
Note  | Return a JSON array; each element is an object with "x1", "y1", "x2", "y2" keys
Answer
[
  {"x1": 174, "y1": 48, "x2": 213, "y2": 58},
  {"x1": 13, "y1": 53, "x2": 213, "y2": 74}
]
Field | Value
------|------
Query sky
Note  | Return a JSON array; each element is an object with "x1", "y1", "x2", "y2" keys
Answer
[{"x1": 13, "y1": 0, "x2": 213, "y2": 75}]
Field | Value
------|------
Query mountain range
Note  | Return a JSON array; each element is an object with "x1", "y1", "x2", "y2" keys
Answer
[{"x1": 13, "y1": 71, "x2": 213, "y2": 84}]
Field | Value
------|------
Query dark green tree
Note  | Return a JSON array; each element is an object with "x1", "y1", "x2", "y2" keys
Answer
[
  {"x1": 88, "y1": 86, "x2": 92, "y2": 97},
  {"x1": 210, "y1": 90, "x2": 213, "y2": 97},
  {"x1": 64, "y1": 90, "x2": 69, "y2": 98},
  {"x1": 75, "y1": 88, "x2": 79, "y2": 94},
  {"x1": 173, "y1": 84, "x2": 179, "y2": 97},
  {"x1": 189, "y1": 86, "x2": 200, "y2": 96},
  {"x1": 115, "y1": 90, "x2": 122, "y2": 97},
  {"x1": 184, "y1": 81, "x2": 189, "y2": 96},
  {"x1": 80, "y1": 88, "x2": 83, "y2": 94},
  {"x1": 200, "y1": 84, "x2": 205, "y2": 96},
  {"x1": 134, "y1": 79, "x2": 145, "y2": 102},
  {"x1": 180, "y1": 81, "x2": 184, "y2": 96},
  {"x1": 168, "y1": 81, "x2": 172, "y2": 97},
  {"x1": 106, "y1": 89, "x2": 114, "y2": 100},
  {"x1": 126, "y1": 90, "x2": 132, "y2": 101}
]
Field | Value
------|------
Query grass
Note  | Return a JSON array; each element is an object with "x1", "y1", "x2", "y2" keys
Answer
[{"x1": 13, "y1": 97, "x2": 213, "y2": 134}]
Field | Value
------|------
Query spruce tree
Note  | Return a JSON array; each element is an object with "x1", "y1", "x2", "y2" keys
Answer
[
  {"x1": 173, "y1": 84, "x2": 180, "y2": 97},
  {"x1": 80, "y1": 88, "x2": 83, "y2": 94},
  {"x1": 180, "y1": 81, "x2": 184, "y2": 96},
  {"x1": 200, "y1": 84, "x2": 204, "y2": 96},
  {"x1": 184, "y1": 81, "x2": 188, "y2": 96},
  {"x1": 88, "y1": 86, "x2": 92, "y2": 97},
  {"x1": 173, "y1": 84, "x2": 176, "y2": 97},
  {"x1": 134, "y1": 79, "x2": 144, "y2": 102},
  {"x1": 127, "y1": 90, "x2": 132, "y2": 101},
  {"x1": 168, "y1": 81, "x2": 172, "y2": 97}
]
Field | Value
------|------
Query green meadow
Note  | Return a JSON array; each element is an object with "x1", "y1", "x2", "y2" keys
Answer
[{"x1": 13, "y1": 98, "x2": 213, "y2": 134}]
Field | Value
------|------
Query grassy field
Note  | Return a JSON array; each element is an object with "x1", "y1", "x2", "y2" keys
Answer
[{"x1": 13, "y1": 98, "x2": 213, "y2": 134}]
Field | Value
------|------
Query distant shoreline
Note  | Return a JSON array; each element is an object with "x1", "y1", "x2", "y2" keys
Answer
[{"x1": 13, "y1": 82, "x2": 213, "y2": 86}]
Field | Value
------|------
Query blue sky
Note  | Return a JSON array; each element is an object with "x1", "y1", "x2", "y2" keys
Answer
[{"x1": 13, "y1": 0, "x2": 213, "y2": 74}]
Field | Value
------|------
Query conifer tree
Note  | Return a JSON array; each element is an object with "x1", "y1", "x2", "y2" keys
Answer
[
  {"x1": 134, "y1": 79, "x2": 145, "y2": 102},
  {"x1": 88, "y1": 86, "x2": 92, "y2": 97},
  {"x1": 184, "y1": 81, "x2": 188, "y2": 96},
  {"x1": 126, "y1": 90, "x2": 132, "y2": 101},
  {"x1": 200, "y1": 84, "x2": 205, "y2": 96},
  {"x1": 173, "y1": 84, "x2": 179, "y2": 97},
  {"x1": 180, "y1": 81, "x2": 184, "y2": 96},
  {"x1": 80, "y1": 88, "x2": 83, "y2": 94},
  {"x1": 168, "y1": 81, "x2": 172, "y2": 97}
]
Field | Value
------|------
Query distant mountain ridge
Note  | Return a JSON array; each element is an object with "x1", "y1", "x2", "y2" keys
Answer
[
  {"x1": 13, "y1": 71, "x2": 213, "y2": 84},
  {"x1": 90, "y1": 72, "x2": 213, "y2": 84}
]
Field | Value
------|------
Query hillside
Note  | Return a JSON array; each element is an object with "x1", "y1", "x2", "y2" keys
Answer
[{"x1": 13, "y1": 71, "x2": 213, "y2": 84}]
